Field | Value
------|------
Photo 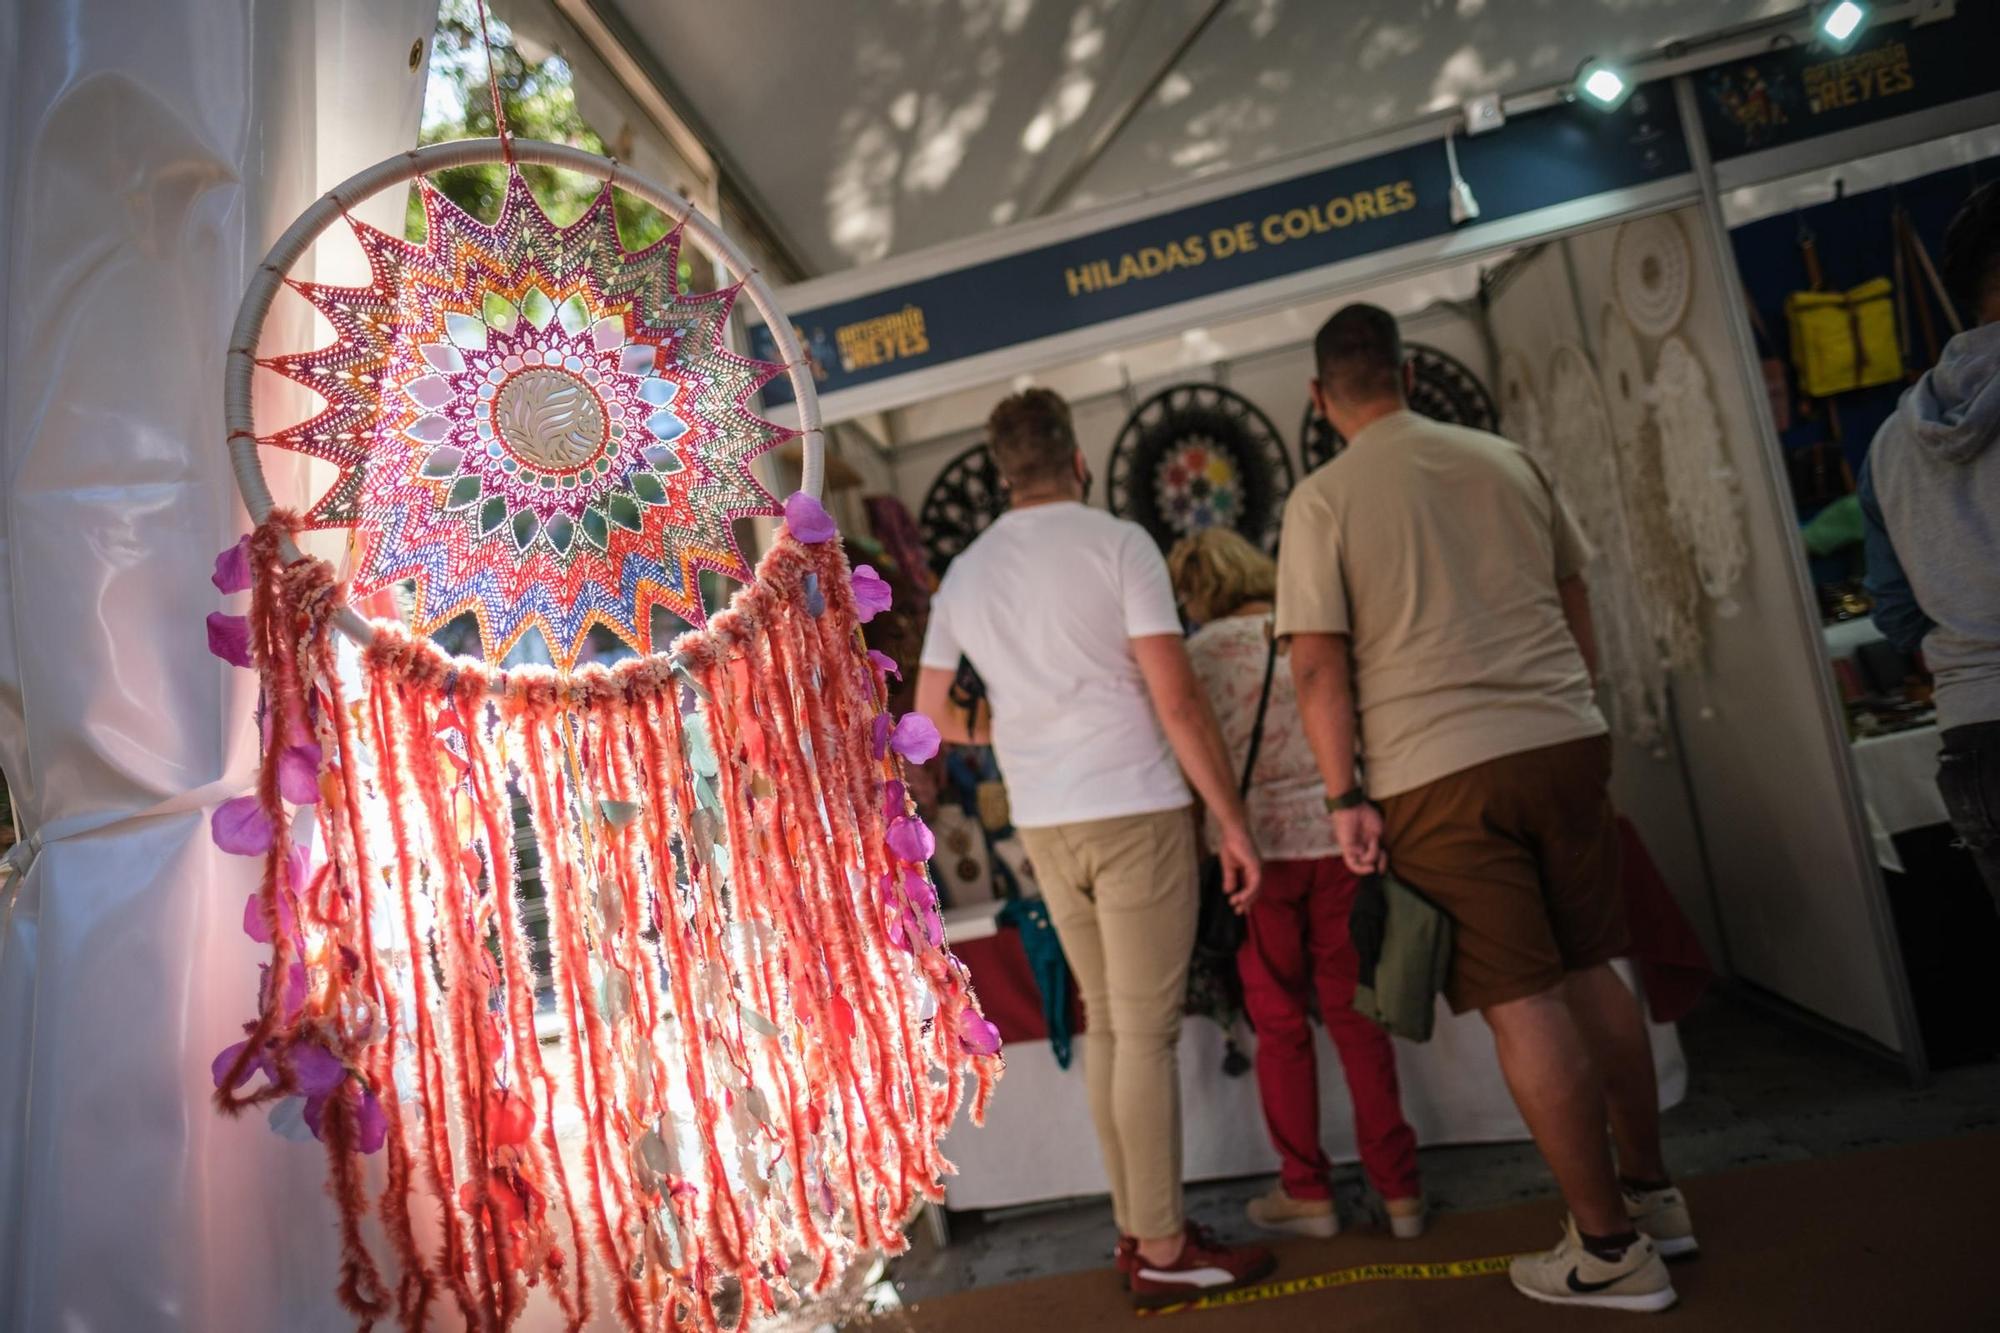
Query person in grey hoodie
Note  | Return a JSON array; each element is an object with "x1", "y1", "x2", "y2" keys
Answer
[{"x1": 1861, "y1": 181, "x2": 2000, "y2": 904}]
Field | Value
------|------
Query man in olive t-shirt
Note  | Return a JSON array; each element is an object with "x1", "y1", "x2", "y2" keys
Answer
[{"x1": 1276, "y1": 304, "x2": 1689, "y2": 1314}]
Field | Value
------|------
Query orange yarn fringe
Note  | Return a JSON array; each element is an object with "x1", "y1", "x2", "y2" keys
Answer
[{"x1": 216, "y1": 514, "x2": 1000, "y2": 1331}]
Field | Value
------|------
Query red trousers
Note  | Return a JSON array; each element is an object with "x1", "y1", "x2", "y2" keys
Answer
[{"x1": 1238, "y1": 856, "x2": 1421, "y2": 1202}]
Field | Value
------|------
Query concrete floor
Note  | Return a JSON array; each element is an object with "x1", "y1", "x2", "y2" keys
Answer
[{"x1": 870, "y1": 992, "x2": 2000, "y2": 1310}]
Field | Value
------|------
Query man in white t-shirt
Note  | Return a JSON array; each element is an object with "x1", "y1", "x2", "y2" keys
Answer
[{"x1": 915, "y1": 388, "x2": 1271, "y2": 1308}]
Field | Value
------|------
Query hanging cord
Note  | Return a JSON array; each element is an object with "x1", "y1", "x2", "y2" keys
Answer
[{"x1": 473, "y1": 0, "x2": 514, "y2": 165}]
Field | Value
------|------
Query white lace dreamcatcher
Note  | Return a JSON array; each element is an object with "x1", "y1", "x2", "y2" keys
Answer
[
  {"x1": 1651, "y1": 335, "x2": 1748, "y2": 611},
  {"x1": 1498, "y1": 350, "x2": 1547, "y2": 455},
  {"x1": 1599, "y1": 309, "x2": 1705, "y2": 677},
  {"x1": 1544, "y1": 343, "x2": 1668, "y2": 749}
]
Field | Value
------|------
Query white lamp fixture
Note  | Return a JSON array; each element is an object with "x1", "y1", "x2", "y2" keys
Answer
[
  {"x1": 1817, "y1": 1, "x2": 1871, "y2": 50},
  {"x1": 1445, "y1": 128, "x2": 1480, "y2": 225},
  {"x1": 1575, "y1": 57, "x2": 1635, "y2": 112}
]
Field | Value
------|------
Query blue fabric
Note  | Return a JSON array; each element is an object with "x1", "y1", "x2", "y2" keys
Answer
[
  {"x1": 1859, "y1": 453, "x2": 1934, "y2": 656},
  {"x1": 997, "y1": 897, "x2": 1073, "y2": 1069}
]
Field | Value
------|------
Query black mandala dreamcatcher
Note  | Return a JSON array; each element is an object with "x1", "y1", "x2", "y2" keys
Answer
[
  {"x1": 1299, "y1": 342, "x2": 1499, "y2": 471},
  {"x1": 918, "y1": 442, "x2": 1008, "y2": 577},
  {"x1": 1108, "y1": 383, "x2": 1294, "y2": 551}
]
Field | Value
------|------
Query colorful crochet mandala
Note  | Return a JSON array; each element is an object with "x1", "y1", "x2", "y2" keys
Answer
[{"x1": 262, "y1": 167, "x2": 788, "y2": 666}]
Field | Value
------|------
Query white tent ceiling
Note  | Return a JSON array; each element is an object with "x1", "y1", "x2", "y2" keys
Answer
[{"x1": 611, "y1": 0, "x2": 1795, "y2": 277}]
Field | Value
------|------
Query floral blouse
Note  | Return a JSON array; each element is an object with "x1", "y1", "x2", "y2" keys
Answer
[{"x1": 1186, "y1": 612, "x2": 1338, "y2": 862}]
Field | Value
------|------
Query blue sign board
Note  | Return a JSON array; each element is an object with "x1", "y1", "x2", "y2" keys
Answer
[
  {"x1": 1696, "y1": 8, "x2": 2000, "y2": 161},
  {"x1": 754, "y1": 86, "x2": 1690, "y2": 404}
]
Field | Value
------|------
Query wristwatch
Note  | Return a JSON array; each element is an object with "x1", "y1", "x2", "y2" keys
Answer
[{"x1": 1325, "y1": 786, "x2": 1370, "y2": 813}]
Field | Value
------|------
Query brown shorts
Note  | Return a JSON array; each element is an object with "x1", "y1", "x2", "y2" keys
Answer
[{"x1": 1378, "y1": 734, "x2": 1628, "y2": 1013}]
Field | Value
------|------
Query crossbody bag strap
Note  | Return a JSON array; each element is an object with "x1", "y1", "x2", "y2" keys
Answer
[{"x1": 1238, "y1": 624, "x2": 1280, "y2": 798}]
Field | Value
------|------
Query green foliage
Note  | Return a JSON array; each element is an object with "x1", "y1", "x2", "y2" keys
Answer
[{"x1": 410, "y1": 0, "x2": 674, "y2": 260}]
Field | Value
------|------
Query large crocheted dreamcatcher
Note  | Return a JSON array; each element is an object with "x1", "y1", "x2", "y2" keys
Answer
[
  {"x1": 206, "y1": 122, "x2": 998, "y2": 1333},
  {"x1": 1299, "y1": 343, "x2": 1498, "y2": 471},
  {"x1": 917, "y1": 443, "x2": 1007, "y2": 577},
  {"x1": 1107, "y1": 382, "x2": 1293, "y2": 550}
]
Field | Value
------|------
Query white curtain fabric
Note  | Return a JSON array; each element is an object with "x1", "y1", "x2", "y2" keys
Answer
[{"x1": 0, "y1": 3, "x2": 433, "y2": 1327}]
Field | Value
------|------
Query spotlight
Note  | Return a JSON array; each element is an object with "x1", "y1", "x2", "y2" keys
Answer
[
  {"x1": 1817, "y1": 1, "x2": 1870, "y2": 50},
  {"x1": 1575, "y1": 58, "x2": 1634, "y2": 112}
]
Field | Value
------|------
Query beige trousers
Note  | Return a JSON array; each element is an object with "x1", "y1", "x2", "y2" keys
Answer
[{"x1": 1017, "y1": 806, "x2": 1198, "y2": 1240}]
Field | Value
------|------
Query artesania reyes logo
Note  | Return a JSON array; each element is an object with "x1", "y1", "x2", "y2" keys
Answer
[
  {"x1": 833, "y1": 305, "x2": 930, "y2": 373},
  {"x1": 1802, "y1": 41, "x2": 1915, "y2": 116}
]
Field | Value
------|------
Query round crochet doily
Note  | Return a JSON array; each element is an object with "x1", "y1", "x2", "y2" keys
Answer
[{"x1": 1612, "y1": 212, "x2": 1693, "y2": 338}]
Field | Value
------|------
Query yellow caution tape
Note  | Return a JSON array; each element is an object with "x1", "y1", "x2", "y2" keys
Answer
[{"x1": 1138, "y1": 1253, "x2": 1520, "y2": 1317}]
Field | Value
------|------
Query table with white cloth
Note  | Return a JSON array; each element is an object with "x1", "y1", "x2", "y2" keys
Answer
[
  {"x1": 936, "y1": 903, "x2": 1687, "y2": 1213},
  {"x1": 1850, "y1": 726, "x2": 1948, "y2": 834},
  {"x1": 1822, "y1": 620, "x2": 1950, "y2": 871}
]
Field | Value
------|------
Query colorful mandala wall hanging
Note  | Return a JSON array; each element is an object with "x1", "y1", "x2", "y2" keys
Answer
[
  {"x1": 1299, "y1": 342, "x2": 1498, "y2": 471},
  {"x1": 211, "y1": 137, "x2": 998, "y2": 1333},
  {"x1": 1107, "y1": 383, "x2": 1293, "y2": 551},
  {"x1": 267, "y1": 169, "x2": 781, "y2": 667}
]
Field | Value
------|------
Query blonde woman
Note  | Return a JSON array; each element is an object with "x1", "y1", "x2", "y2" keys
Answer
[{"x1": 1169, "y1": 527, "x2": 1424, "y2": 1240}]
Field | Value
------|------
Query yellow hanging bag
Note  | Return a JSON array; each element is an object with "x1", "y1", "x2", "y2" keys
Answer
[{"x1": 1785, "y1": 277, "x2": 1903, "y2": 397}]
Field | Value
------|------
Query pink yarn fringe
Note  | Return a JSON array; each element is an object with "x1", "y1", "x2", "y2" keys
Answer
[{"x1": 215, "y1": 516, "x2": 1001, "y2": 1331}]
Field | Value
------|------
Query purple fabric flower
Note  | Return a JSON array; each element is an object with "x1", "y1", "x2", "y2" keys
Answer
[
  {"x1": 887, "y1": 814, "x2": 935, "y2": 863},
  {"x1": 881, "y1": 872, "x2": 943, "y2": 953},
  {"x1": 289, "y1": 1042, "x2": 346, "y2": 1098},
  {"x1": 212, "y1": 537, "x2": 253, "y2": 593},
  {"x1": 784, "y1": 491, "x2": 838, "y2": 543},
  {"x1": 243, "y1": 843, "x2": 308, "y2": 945},
  {"x1": 802, "y1": 571, "x2": 826, "y2": 618},
  {"x1": 883, "y1": 779, "x2": 907, "y2": 823},
  {"x1": 889, "y1": 713, "x2": 941, "y2": 764},
  {"x1": 207, "y1": 612, "x2": 253, "y2": 668},
  {"x1": 850, "y1": 565, "x2": 893, "y2": 623},
  {"x1": 276, "y1": 963, "x2": 309, "y2": 1020},
  {"x1": 871, "y1": 712, "x2": 891, "y2": 761},
  {"x1": 212, "y1": 1038, "x2": 260, "y2": 1091},
  {"x1": 277, "y1": 743, "x2": 322, "y2": 805},
  {"x1": 957, "y1": 1008, "x2": 1002, "y2": 1057},
  {"x1": 243, "y1": 880, "x2": 294, "y2": 945},
  {"x1": 867, "y1": 649, "x2": 902, "y2": 681},
  {"x1": 212, "y1": 795, "x2": 273, "y2": 857},
  {"x1": 353, "y1": 1089, "x2": 387, "y2": 1154},
  {"x1": 884, "y1": 866, "x2": 937, "y2": 910}
]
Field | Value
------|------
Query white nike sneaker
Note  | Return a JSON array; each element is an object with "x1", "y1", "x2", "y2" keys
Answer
[
  {"x1": 1508, "y1": 1218, "x2": 1677, "y2": 1313},
  {"x1": 1624, "y1": 1182, "x2": 1698, "y2": 1258}
]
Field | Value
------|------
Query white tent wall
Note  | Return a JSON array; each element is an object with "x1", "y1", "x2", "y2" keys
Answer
[
  {"x1": 1487, "y1": 207, "x2": 1910, "y2": 1053},
  {"x1": 0, "y1": 2, "x2": 435, "y2": 1328}
]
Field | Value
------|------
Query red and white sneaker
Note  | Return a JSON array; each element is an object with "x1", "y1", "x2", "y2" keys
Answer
[
  {"x1": 1114, "y1": 1234, "x2": 1138, "y2": 1288},
  {"x1": 1128, "y1": 1221, "x2": 1276, "y2": 1309}
]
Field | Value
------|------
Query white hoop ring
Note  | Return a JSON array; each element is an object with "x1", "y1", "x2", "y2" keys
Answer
[{"x1": 223, "y1": 137, "x2": 824, "y2": 653}]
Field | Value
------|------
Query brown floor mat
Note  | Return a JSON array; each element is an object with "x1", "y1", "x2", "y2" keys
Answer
[{"x1": 858, "y1": 1132, "x2": 2000, "y2": 1331}]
